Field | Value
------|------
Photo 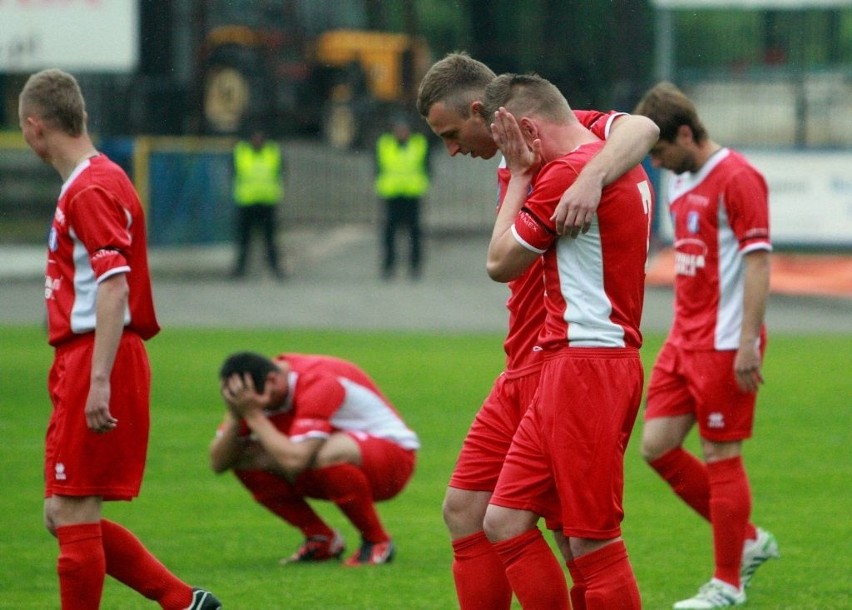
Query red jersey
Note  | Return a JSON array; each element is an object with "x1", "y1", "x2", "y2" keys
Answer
[
  {"x1": 44, "y1": 154, "x2": 159, "y2": 346},
  {"x1": 261, "y1": 354, "x2": 420, "y2": 450},
  {"x1": 497, "y1": 111, "x2": 626, "y2": 369},
  {"x1": 665, "y1": 148, "x2": 771, "y2": 350},
  {"x1": 511, "y1": 140, "x2": 653, "y2": 350}
]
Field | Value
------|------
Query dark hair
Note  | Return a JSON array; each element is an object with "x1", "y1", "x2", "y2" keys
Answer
[
  {"x1": 633, "y1": 81, "x2": 708, "y2": 143},
  {"x1": 219, "y1": 351, "x2": 279, "y2": 393}
]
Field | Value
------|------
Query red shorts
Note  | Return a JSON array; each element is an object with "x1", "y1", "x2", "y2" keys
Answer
[
  {"x1": 44, "y1": 332, "x2": 151, "y2": 501},
  {"x1": 491, "y1": 349, "x2": 643, "y2": 539},
  {"x1": 347, "y1": 432, "x2": 416, "y2": 500},
  {"x1": 645, "y1": 340, "x2": 763, "y2": 442},
  {"x1": 448, "y1": 365, "x2": 540, "y2": 492},
  {"x1": 236, "y1": 435, "x2": 415, "y2": 502}
]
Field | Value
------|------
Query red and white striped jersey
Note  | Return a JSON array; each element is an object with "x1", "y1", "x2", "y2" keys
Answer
[
  {"x1": 511, "y1": 140, "x2": 653, "y2": 350},
  {"x1": 44, "y1": 154, "x2": 159, "y2": 346},
  {"x1": 665, "y1": 148, "x2": 771, "y2": 350},
  {"x1": 497, "y1": 111, "x2": 629, "y2": 368},
  {"x1": 265, "y1": 354, "x2": 420, "y2": 450}
]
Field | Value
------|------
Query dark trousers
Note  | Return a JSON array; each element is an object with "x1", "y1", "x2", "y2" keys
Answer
[
  {"x1": 233, "y1": 204, "x2": 281, "y2": 276},
  {"x1": 382, "y1": 196, "x2": 422, "y2": 277}
]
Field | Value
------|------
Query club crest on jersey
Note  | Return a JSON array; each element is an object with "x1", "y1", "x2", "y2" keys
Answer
[
  {"x1": 48, "y1": 227, "x2": 58, "y2": 252},
  {"x1": 55, "y1": 462, "x2": 67, "y2": 481},
  {"x1": 687, "y1": 211, "x2": 700, "y2": 234}
]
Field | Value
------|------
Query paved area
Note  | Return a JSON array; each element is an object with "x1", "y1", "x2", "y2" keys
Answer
[{"x1": 1, "y1": 227, "x2": 850, "y2": 334}]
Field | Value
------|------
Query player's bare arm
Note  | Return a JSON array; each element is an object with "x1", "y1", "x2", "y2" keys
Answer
[
  {"x1": 735, "y1": 249, "x2": 771, "y2": 393},
  {"x1": 223, "y1": 373, "x2": 324, "y2": 478},
  {"x1": 486, "y1": 108, "x2": 540, "y2": 282},
  {"x1": 86, "y1": 272, "x2": 128, "y2": 433},
  {"x1": 552, "y1": 114, "x2": 658, "y2": 237},
  {"x1": 209, "y1": 412, "x2": 256, "y2": 473},
  {"x1": 241, "y1": 411, "x2": 323, "y2": 479}
]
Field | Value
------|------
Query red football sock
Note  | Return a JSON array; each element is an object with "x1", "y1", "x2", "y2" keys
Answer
[
  {"x1": 236, "y1": 469, "x2": 334, "y2": 539},
  {"x1": 650, "y1": 447, "x2": 712, "y2": 520},
  {"x1": 708, "y1": 457, "x2": 752, "y2": 588},
  {"x1": 492, "y1": 528, "x2": 569, "y2": 610},
  {"x1": 452, "y1": 531, "x2": 512, "y2": 610},
  {"x1": 743, "y1": 521, "x2": 758, "y2": 542},
  {"x1": 56, "y1": 522, "x2": 105, "y2": 610},
  {"x1": 566, "y1": 559, "x2": 588, "y2": 610},
  {"x1": 100, "y1": 519, "x2": 192, "y2": 610},
  {"x1": 312, "y1": 464, "x2": 388, "y2": 543},
  {"x1": 651, "y1": 448, "x2": 758, "y2": 543},
  {"x1": 573, "y1": 540, "x2": 641, "y2": 610}
]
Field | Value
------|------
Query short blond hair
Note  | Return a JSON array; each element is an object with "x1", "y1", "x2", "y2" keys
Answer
[
  {"x1": 416, "y1": 51, "x2": 495, "y2": 119},
  {"x1": 482, "y1": 73, "x2": 573, "y2": 126},
  {"x1": 19, "y1": 69, "x2": 87, "y2": 137}
]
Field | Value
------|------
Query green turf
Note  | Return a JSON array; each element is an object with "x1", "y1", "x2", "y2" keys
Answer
[{"x1": 1, "y1": 326, "x2": 850, "y2": 609}]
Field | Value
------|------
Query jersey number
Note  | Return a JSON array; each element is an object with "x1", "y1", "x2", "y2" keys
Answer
[{"x1": 637, "y1": 179, "x2": 653, "y2": 262}]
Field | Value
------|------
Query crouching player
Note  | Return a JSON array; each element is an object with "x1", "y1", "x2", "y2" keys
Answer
[{"x1": 210, "y1": 351, "x2": 420, "y2": 566}]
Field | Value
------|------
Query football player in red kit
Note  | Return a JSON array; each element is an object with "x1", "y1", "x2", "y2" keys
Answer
[
  {"x1": 417, "y1": 52, "x2": 658, "y2": 610},
  {"x1": 20, "y1": 68, "x2": 220, "y2": 610},
  {"x1": 482, "y1": 73, "x2": 652, "y2": 610},
  {"x1": 634, "y1": 82, "x2": 778, "y2": 610},
  {"x1": 211, "y1": 351, "x2": 419, "y2": 567}
]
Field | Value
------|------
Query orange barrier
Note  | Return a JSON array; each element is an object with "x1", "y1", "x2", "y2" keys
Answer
[{"x1": 646, "y1": 248, "x2": 852, "y2": 299}]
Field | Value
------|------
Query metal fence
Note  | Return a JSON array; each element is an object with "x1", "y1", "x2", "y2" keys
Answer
[
  {"x1": 0, "y1": 135, "x2": 499, "y2": 247},
  {"x1": 653, "y1": 2, "x2": 852, "y2": 148}
]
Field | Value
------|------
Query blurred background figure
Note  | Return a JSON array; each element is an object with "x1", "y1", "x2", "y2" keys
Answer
[
  {"x1": 231, "y1": 126, "x2": 286, "y2": 280},
  {"x1": 374, "y1": 113, "x2": 431, "y2": 280}
]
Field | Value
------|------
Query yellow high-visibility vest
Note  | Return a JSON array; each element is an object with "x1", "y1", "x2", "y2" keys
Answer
[
  {"x1": 233, "y1": 141, "x2": 283, "y2": 205},
  {"x1": 375, "y1": 133, "x2": 430, "y2": 198}
]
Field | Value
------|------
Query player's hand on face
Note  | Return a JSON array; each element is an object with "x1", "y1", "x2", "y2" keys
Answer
[
  {"x1": 551, "y1": 174, "x2": 600, "y2": 237},
  {"x1": 222, "y1": 372, "x2": 271, "y2": 416},
  {"x1": 491, "y1": 107, "x2": 539, "y2": 176},
  {"x1": 85, "y1": 379, "x2": 118, "y2": 434}
]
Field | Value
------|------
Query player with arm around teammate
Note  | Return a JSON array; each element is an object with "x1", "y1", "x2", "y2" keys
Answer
[
  {"x1": 634, "y1": 82, "x2": 778, "y2": 610},
  {"x1": 416, "y1": 52, "x2": 658, "y2": 610},
  {"x1": 481, "y1": 72, "x2": 653, "y2": 610},
  {"x1": 210, "y1": 351, "x2": 419, "y2": 566},
  {"x1": 20, "y1": 68, "x2": 220, "y2": 610}
]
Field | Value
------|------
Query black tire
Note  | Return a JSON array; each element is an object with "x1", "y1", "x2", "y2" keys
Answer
[{"x1": 202, "y1": 44, "x2": 268, "y2": 135}]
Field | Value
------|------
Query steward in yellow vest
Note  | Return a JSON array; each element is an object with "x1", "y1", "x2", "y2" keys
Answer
[
  {"x1": 374, "y1": 116, "x2": 431, "y2": 280},
  {"x1": 375, "y1": 132, "x2": 430, "y2": 198},
  {"x1": 231, "y1": 129, "x2": 285, "y2": 279},
  {"x1": 233, "y1": 138, "x2": 283, "y2": 205}
]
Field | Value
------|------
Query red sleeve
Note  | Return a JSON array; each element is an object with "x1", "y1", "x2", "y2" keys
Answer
[
  {"x1": 289, "y1": 374, "x2": 345, "y2": 438},
  {"x1": 724, "y1": 165, "x2": 771, "y2": 252},
  {"x1": 573, "y1": 110, "x2": 624, "y2": 140},
  {"x1": 512, "y1": 147, "x2": 602, "y2": 251},
  {"x1": 69, "y1": 186, "x2": 131, "y2": 280}
]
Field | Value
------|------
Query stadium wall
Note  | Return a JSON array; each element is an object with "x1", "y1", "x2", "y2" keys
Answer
[{"x1": 2, "y1": 134, "x2": 849, "y2": 249}]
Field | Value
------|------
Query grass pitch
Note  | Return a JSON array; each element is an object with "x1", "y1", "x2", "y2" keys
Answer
[{"x1": 0, "y1": 326, "x2": 849, "y2": 609}]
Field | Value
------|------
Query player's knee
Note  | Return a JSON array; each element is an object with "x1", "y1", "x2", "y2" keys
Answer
[
  {"x1": 483, "y1": 505, "x2": 533, "y2": 543},
  {"x1": 442, "y1": 491, "x2": 467, "y2": 528},
  {"x1": 442, "y1": 489, "x2": 488, "y2": 538},
  {"x1": 640, "y1": 428, "x2": 677, "y2": 463},
  {"x1": 640, "y1": 436, "x2": 665, "y2": 463},
  {"x1": 43, "y1": 507, "x2": 58, "y2": 537},
  {"x1": 481, "y1": 509, "x2": 502, "y2": 542},
  {"x1": 44, "y1": 517, "x2": 58, "y2": 537}
]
